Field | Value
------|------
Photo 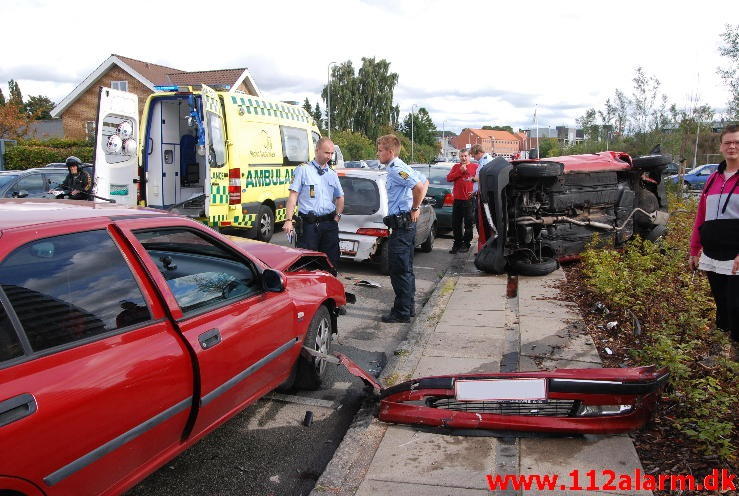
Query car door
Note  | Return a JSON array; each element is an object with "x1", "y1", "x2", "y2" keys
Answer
[
  {"x1": 119, "y1": 221, "x2": 297, "y2": 439},
  {"x1": 0, "y1": 225, "x2": 193, "y2": 496},
  {"x1": 10, "y1": 173, "x2": 46, "y2": 198}
]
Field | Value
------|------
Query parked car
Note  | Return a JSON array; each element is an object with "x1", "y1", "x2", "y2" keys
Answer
[
  {"x1": 0, "y1": 199, "x2": 348, "y2": 496},
  {"x1": 476, "y1": 151, "x2": 672, "y2": 276},
  {"x1": 411, "y1": 163, "x2": 454, "y2": 233},
  {"x1": 666, "y1": 163, "x2": 719, "y2": 191},
  {"x1": 336, "y1": 169, "x2": 436, "y2": 274},
  {"x1": 362, "y1": 159, "x2": 382, "y2": 169},
  {"x1": 344, "y1": 160, "x2": 369, "y2": 169},
  {"x1": 0, "y1": 168, "x2": 72, "y2": 199}
]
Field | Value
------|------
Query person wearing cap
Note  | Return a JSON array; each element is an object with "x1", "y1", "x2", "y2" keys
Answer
[
  {"x1": 60, "y1": 156, "x2": 92, "y2": 200},
  {"x1": 283, "y1": 138, "x2": 345, "y2": 268}
]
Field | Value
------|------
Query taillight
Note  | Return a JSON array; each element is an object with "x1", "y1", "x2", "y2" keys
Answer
[
  {"x1": 229, "y1": 168, "x2": 241, "y2": 205},
  {"x1": 356, "y1": 228, "x2": 390, "y2": 237},
  {"x1": 443, "y1": 193, "x2": 454, "y2": 207}
]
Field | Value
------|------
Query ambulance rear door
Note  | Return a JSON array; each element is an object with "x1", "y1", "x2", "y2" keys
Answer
[
  {"x1": 93, "y1": 87, "x2": 139, "y2": 206},
  {"x1": 201, "y1": 84, "x2": 229, "y2": 227}
]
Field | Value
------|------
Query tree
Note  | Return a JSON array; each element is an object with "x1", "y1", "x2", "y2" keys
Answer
[
  {"x1": 577, "y1": 108, "x2": 599, "y2": 141},
  {"x1": 0, "y1": 87, "x2": 5, "y2": 107},
  {"x1": 399, "y1": 107, "x2": 437, "y2": 146},
  {"x1": 717, "y1": 23, "x2": 739, "y2": 119},
  {"x1": 312, "y1": 102, "x2": 323, "y2": 128},
  {"x1": 302, "y1": 98, "x2": 312, "y2": 115},
  {"x1": 482, "y1": 125, "x2": 514, "y2": 133},
  {"x1": 0, "y1": 103, "x2": 31, "y2": 139},
  {"x1": 613, "y1": 89, "x2": 630, "y2": 136},
  {"x1": 7, "y1": 80, "x2": 23, "y2": 107},
  {"x1": 631, "y1": 66, "x2": 660, "y2": 134},
  {"x1": 24, "y1": 95, "x2": 55, "y2": 120},
  {"x1": 322, "y1": 60, "x2": 357, "y2": 133}
]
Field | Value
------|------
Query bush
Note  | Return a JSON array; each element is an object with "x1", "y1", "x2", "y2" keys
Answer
[
  {"x1": 3, "y1": 139, "x2": 94, "y2": 169},
  {"x1": 580, "y1": 194, "x2": 738, "y2": 460}
]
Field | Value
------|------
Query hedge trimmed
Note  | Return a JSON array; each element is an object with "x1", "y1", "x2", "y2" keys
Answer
[{"x1": 3, "y1": 139, "x2": 94, "y2": 170}]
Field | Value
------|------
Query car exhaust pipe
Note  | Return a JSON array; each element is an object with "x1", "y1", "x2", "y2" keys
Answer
[{"x1": 515, "y1": 207, "x2": 662, "y2": 233}]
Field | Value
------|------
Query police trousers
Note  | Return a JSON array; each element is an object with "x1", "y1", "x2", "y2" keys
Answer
[
  {"x1": 297, "y1": 220, "x2": 340, "y2": 268},
  {"x1": 388, "y1": 222, "x2": 417, "y2": 318}
]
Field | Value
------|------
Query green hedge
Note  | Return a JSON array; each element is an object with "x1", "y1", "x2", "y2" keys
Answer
[{"x1": 3, "y1": 139, "x2": 94, "y2": 170}]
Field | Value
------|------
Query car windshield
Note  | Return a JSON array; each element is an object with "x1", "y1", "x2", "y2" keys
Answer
[
  {"x1": 0, "y1": 174, "x2": 19, "y2": 189},
  {"x1": 339, "y1": 176, "x2": 381, "y2": 215}
]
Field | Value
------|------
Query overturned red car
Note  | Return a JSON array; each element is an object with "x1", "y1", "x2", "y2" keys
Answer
[{"x1": 475, "y1": 151, "x2": 671, "y2": 276}]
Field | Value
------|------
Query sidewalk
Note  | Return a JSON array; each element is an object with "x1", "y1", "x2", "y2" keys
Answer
[{"x1": 313, "y1": 252, "x2": 651, "y2": 496}]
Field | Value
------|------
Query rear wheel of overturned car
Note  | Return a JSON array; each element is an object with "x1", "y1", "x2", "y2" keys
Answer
[
  {"x1": 294, "y1": 305, "x2": 333, "y2": 390},
  {"x1": 632, "y1": 154, "x2": 673, "y2": 170},
  {"x1": 419, "y1": 223, "x2": 436, "y2": 253},
  {"x1": 252, "y1": 205, "x2": 275, "y2": 242},
  {"x1": 378, "y1": 240, "x2": 390, "y2": 275},
  {"x1": 509, "y1": 256, "x2": 559, "y2": 276},
  {"x1": 645, "y1": 224, "x2": 667, "y2": 242},
  {"x1": 514, "y1": 162, "x2": 563, "y2": 178}
]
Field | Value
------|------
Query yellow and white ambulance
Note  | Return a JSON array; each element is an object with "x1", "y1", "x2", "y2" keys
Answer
[{"x1": 93, "y1": 84, "x2": 322, "y2": 241}]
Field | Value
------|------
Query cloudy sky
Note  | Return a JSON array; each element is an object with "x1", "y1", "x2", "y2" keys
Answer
[{"x1": 0, "y1": 0, "x2": 734, "y2": 133}]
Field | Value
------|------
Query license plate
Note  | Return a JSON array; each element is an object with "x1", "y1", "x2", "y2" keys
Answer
[
  {"x1": 339, "y1": 240, "x2": 357, "y2": 253},
  {"x1": 455, "y1": 378, "x2": 547, "y2": 401}
]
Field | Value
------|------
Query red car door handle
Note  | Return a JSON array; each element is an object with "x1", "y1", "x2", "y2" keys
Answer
[
  {"x1": 198, "y1": 328, "x2": 222, "y2": 350},
  {"x1": 0, "y1": 393, "x2": 37, "y2": 428}
]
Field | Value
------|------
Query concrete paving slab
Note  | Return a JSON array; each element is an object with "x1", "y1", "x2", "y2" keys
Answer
[
  {"x1": 458, "y1": 274, "x2": 508, "y2": 285},
  {"x1": 433, "y1": 323, "x2": 507, "y2": 337},
  {"x1": 520, "y1": 435, "x2": 651, "y2": 496},
  {"x1": 424, "y1": 332, "x2": 505, "y2": 359},
  {"x1": 356, "y1": 480, "x2": 491, "y2": 495},
  {"x1": 364, "y1": 426, "x2": 496, "y2": 490},
  {"x1": 520, "y1": 316, "x2": 601, "y2": 363},
  {"x1": 519, "y1": 355, "x2": 603, "y2": 371},
  {"x1": 446, "y1": 289, "x2": 506, "y2": 311},
  {"x1": 438, "y1": 308, "x2": 506, "y2": 327},
  {"x1": 413, "y1": 355, "x2": 500, "y2": 376}
]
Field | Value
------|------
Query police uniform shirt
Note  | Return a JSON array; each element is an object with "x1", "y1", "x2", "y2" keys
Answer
[
  {"x1": 385, "y1": 157, "x2": 426, "y2": 215},
  {"x1": 289, "y1": 160, "x2": 344, "y2": 215},
  {"x1": 472, "y1": 153, "x2": 492, "y2": 193}
]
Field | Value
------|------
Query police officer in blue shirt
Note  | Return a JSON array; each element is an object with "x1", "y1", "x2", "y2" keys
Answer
[
  {"x1": 377, "y1": 135, "x2": 429, "y2": 323},
  {"x1": 284, "y1": 137, "x2": 345, "y2": 268}
]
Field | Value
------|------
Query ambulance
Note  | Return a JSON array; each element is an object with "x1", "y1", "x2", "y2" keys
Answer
[{"x1": 92, "y1": 85, "x2": 325, "y2": 241}]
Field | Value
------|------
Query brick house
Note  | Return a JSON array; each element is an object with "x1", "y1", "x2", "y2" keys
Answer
[
  {"x1": 50, "y1": 54, "x2": 261, "y2": 140},
  {"x1": 451, "y1": 128, "x2": 524, "y2": 159}
]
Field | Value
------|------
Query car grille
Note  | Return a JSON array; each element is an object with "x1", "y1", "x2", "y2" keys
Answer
[{"x1": 428, "y1": 398, "x2": 577, "y2": 417}]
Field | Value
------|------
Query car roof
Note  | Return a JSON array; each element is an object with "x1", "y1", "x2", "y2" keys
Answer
[{"x1": 0, "y1": 199, "x2": 171, "y2": 231}]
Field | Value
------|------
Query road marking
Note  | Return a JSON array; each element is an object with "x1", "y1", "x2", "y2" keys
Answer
[{"x1": 266, "y1": 392, "x2": 339, "y2": 410}]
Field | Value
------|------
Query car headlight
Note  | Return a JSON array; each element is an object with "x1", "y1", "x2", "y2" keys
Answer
[{"x1": 575, "y1": 404, "x2": 632, "y2": 416}]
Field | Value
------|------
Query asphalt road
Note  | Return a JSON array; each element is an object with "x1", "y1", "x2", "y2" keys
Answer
[{"x1": 127, "y1": 231, "x2": 457, "y2": 496}]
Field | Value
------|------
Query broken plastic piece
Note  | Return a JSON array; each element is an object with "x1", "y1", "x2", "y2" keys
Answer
[
  {"x1": 303, "y1": 411, "x2": 313, "y2": 427},
  {"x1": 606, "y1": 321, "x2": 618, "y2": 330},
  {"x1": 355, "y1": 280, "x2": 381, "y2": 288}
]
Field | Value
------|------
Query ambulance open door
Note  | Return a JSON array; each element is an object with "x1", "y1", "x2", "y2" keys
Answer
[{"x1": 200, "y1": 84, "x2": 229, "y2": 227}]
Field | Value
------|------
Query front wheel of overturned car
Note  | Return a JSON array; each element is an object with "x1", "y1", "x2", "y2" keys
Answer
[
  {"x1": 632, "y1": 154, "x2": 673, "y2": 170},
  {"x1": 419, "y1": 223, "x2": 436, "y2": 253},
  {"x1": 514, "y1": 162, "x2": 563, "y2": 178},
  {"x1": 509, "y1": 256, "x2": 559, "y2": 276},
  {"x1": 294, "y1": 305, "x2": 333, "y2": 391}
]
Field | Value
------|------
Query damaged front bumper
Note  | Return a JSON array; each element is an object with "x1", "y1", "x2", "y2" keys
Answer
[{"x1": 308, "y1": 349, "x2": 669, "y2": 435}]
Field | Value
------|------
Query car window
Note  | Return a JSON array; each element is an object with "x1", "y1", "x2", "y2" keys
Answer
[
  {"x1": 133, "y1": 229, "x2": 260, "y2": 314},
  {"x1": 47, "y1": 173, "x2": 68, "y2": 189},
  {"x1": 0, "y1": 174, "x2": 19, "y2": 191},
  {"x1": 0, "y1": 230, "x2": 152, "y2": 352},
  {"x1": 281, "y1": 126, "x2": 310, "y2": 165},
  {"x1": 338, "y1": 176, "x2": 381, "y2": 215},
  {"x1": 415, "y1": 167, "x2": 449, "y2": 185},
  {"x1": 0, "y1": 303, "x2": 23, "y2": 362},
  {"x1": 16, "y1": 174, "x2": 45, "y2": 195}
]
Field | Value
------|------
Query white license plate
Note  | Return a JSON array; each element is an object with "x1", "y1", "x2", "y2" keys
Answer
[
  {"x1": 455, "y1": 378, "x2": 547, "y2": 401},
  {"x1": 339, "y1": 240, "x2": 357, "y2": 253}
]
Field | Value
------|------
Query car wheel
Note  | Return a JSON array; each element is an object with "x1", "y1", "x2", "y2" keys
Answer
[
  {"x1": 509, "y1": 255, "x2": 559, "y2": 276},
  {"x1": 253, "y1": 205, "x2": 274, "y2": 242},
  {"x1": 419, "y1": 223, "x2": 436, "y2": 253},
  {"x1": 294, "y1": 305, "x2": 332, "y2": 390},
  {"x1": 514, "y1": 162, "x2": 563, "y2": 178},
  {"x1": 645, "y1": 224, "x2": 667, "y2": 242},
  {"x1": 378, "y1": 240, "x2": 390, "y2": 275},
  {"x1": 634, "y1": 190, "x2": 659, "y2": 227},
  {"x1": 632, "y1": 154, "x2": 673, "y2": 170}
]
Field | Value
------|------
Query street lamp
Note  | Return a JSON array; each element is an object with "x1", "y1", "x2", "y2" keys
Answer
[
  {"x1": 441, "y1": 120, "x2": 447, "y2": 160},
  {"x1": 327, "y1": 61, "x2": 337, "y2": 139},
  {"x1": 410, "y1": 104, "x2": 417, "y2": 163}
]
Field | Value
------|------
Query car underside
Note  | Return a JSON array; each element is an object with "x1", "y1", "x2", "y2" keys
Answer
[{"x1": 475, "y1": 151, "x2": 672, "y2": 276}]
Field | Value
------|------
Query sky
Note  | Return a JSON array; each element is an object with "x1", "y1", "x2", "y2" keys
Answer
[{"x1": 0, "y1": 0, "x2": 735, "y2": 134}]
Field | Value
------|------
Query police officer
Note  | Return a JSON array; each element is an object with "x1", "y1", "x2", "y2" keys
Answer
[
  {"x1": 60, "y1": 156, "x2": 92, "y2": 200},
  {"x1": 377, "y1": 134, "x2": 429, "y2": 323},
  {"x1": 283, "y1": 137, "x2": 344, "y2": 268}
]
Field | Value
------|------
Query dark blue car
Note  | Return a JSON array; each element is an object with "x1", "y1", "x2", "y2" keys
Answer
[{"x1": 667, "y1": 163, "x2": 718, "y2": 191}]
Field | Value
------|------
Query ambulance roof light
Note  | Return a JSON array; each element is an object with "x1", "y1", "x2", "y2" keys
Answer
[{"x1": 154, "y1": 85, "x2": 179, "y2": 92}]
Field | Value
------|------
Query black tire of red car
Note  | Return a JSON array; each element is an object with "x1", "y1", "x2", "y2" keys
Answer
[
  {"x1": 508, "y1": 256, "x2": 559, "y2": 276},
  {"x1": 378, "y1": 240, "x2": 390, "y2": 275},
  {"x1": 294, "y1": 305, "x2": 333, "y2": 390},
  {"x1": 632, "y1": 154, "x2": 673, "y2": 170},
  {"x1": 419, "y1": 223, "x2": 436, "y2": 253},
  {"x1": 645, "y1": 224, "x2": 667, "y2": 242},
  {"x1": 252, "y1": 204, "x2": 275, "y2": 242},
  {"x1": 514, "y1": 162, "x2": 563, "y2": 178},
  {"x1": 634, "y1": 190, "x2": 659, "y2": 227}
]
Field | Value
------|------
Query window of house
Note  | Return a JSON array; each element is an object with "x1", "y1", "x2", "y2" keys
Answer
[
  {"x1": 111, "y1": 81, "x2": 128, "y2": 92},
  {"x1": 85, "y1": 121, "x2": 96, "y2": 142},
  {"x1": 0, "y1": 230, "x2": 152, "y2": 352}
]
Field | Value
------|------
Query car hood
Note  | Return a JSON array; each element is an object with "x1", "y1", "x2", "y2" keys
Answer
[{"x1": 223, "y1": 236, "x2": 328, "y2": 271}]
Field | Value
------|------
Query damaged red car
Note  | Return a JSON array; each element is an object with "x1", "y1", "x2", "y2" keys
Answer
[
  {"x1": 475, "y1": 151, "x2": 672, "y2": 276},
  {"x1": 0, "y1": 200, "x2": 348, "y2": 496}
]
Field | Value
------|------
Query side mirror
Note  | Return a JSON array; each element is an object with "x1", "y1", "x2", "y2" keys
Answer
[
  {"x1": 422, "y1": 196, "x2": 436, "y2": 206},
  {"x1": 262, "y1": 268, "x2": 286, "y2": 292}
]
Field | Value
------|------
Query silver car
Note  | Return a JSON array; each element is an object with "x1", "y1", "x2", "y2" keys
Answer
[{"x1": 337, "y1": 169, "x2": 436, "y2": 274}]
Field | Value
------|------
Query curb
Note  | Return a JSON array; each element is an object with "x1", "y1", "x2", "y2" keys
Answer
[{"x1": 310, "y1": 253, "x2": 469, "y2": 495}]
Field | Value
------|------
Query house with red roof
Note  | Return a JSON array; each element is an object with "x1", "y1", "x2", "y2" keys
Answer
[
  {"x1": 50, "y1": 54, "x2": 261, "y2": 140},
  {"x1": 451, "y1": 128, "x2": 525, "y2": 159}
]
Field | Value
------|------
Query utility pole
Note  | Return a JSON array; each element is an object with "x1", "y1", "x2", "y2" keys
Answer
[
  {"x1": 327, "y1": 61, "x2": 337, "y2": 138},
  {"x1": 410, "y1": 104, "x2": 417, "y2": 163}
]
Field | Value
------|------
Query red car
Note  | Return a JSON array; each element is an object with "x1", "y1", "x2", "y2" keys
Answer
[{"x1": 0, "y1": 199, "x2": 348, "y2": 496}]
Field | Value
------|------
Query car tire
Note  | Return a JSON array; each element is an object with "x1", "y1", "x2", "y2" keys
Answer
[
  {"x1": 514, "y1": 162, "x2": 563, "y2": 178},
  {"x1": 378, "y1": 240, "x2": 390, "y2": 275},
  {"x1": 252, "y1": 205, "x2": 275, "y2": 242},
  {"x1": 645, "y1": 224, "x2": 667, "y2": 242},
  {"x1": 632, "y1": 154, "x2": 672, "y2": 170},
  {"x1": 419, "y1": 223, "x2": 436, "y2": 253},
  {"x1": 509, "y1": 256, "x2": 559, "y2": 276},
  {"x1": 634, "y1": 190, "x2": 659, "y2": 227},
  {"x1": 294, "y1": 305, "x2": 333, "y2": 391}
]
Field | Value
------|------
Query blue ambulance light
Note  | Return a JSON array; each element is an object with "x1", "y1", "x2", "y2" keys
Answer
[{"x1": 154, "y1": 85, "x2": 180, "y2": 92}]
